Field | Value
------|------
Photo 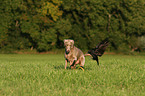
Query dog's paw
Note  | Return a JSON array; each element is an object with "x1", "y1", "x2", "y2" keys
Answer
[{"x1": 70, "y1": 66, "x2": 76, "y2": 69}]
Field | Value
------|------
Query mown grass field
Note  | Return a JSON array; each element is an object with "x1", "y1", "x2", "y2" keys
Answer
[{"x1": 0, "y1": 54, "x2": 144, "y2": 96}]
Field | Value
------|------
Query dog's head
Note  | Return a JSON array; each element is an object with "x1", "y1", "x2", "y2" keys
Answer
[{"x1": 64, "y1": 39, "x2": 74, "y2": 54}]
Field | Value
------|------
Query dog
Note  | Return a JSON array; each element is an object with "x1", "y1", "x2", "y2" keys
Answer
[{"x1": 64, "y1": 39, "x2": 85, "y2": 69}]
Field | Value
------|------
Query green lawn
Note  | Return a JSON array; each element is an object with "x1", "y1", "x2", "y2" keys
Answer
[{"x1": 0, "y1": 54, "x2": 144, "y2": 96}]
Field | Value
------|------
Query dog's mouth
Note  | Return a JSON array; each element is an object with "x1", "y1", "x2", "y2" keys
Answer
[{"x1": 65, "y1": 50, "x2": 70, "y2": 54}]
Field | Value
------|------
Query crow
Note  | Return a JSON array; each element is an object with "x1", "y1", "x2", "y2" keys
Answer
[{"x1": 85, "y1": 39, "x2": 109, "y2": 65}]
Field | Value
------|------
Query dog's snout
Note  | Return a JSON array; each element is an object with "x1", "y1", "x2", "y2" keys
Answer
[{"x1": 66, "y1": 49, "x2": 70, "y2": 53}]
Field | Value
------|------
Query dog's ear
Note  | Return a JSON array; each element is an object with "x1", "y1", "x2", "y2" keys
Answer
[
  {"x1": 64, "y1": 39, "x2": 68, "y2": 46},
  {"x1": 70, "y1": 40, "x2": 74, "y2": 48}
]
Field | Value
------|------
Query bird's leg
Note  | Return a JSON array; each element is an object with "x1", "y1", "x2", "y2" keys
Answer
[{"x1": 96, "y1": 56, "x2": 99, "y2": 65}]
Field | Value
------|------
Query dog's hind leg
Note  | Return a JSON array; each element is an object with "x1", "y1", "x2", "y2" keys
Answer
[
  {"x1": 79, "y1": 56, "x2": 85, "y2": 67},
  {"x1": 73, "y1": 56, "x2": 85, "y2": 66},
  {"x1": 77, "y1": 56, "x2": 85, "y2": 71}
]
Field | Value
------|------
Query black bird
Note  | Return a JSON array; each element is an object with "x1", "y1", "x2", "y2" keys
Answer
[{"x1": 86, "y1": 39, "x2": 109, "y2": 65}]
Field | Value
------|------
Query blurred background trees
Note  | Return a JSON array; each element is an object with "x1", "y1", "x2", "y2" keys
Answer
[{"x1": 0, "y1": 0, "x2": 145, "y2": 53}]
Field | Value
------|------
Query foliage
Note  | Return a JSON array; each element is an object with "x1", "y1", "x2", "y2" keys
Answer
[
  {"x1": 137, "y1": 36, "x2": 145, "y2": 51},
  {"x1": 0, "y1": 0, "x2": 145, "y2": 52},
  {"x1": 37, "y1": 0, "x2": 63, "y2": 21}
]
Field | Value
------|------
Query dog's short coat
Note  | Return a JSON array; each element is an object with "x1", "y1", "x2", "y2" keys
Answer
[{"x1": 64, "y1": 39, "x2": 85, "y2": 69}]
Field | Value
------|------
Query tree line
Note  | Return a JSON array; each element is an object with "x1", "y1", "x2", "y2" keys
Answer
[{"x1": 0, "y1": 0, "x2": 145, "y2": 53}]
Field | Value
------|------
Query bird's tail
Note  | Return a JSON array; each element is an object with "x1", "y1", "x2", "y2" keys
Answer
[
  {"x1": 96, "y1": 38, "x2": 109, "y2": 48},
  {"x1": 96, "y1": 38, "x2": 109, "y2": 57}
]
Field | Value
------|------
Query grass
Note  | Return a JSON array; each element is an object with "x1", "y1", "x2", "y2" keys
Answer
[{"x1": 0, "y1": 54, "x2": 144, "y2": 96}]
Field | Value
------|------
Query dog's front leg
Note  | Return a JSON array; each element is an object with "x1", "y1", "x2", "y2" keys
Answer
[
  {"x1": 75, "y1": 59, "x2": 80, "y2": 64},
  {"x1": 65, "y1": 60, "x2": 68, "y2": 69}
]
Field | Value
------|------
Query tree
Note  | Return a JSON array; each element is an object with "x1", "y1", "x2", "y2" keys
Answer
[{"x1": 0, "y1": 0, "x2": 145, "y2": 53}]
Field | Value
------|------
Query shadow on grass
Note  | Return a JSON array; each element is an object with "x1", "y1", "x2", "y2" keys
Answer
[
  {"x1": 53, "y1": 65, "x2": 92, "y2": 70},
  {"x1": 53, "y1": 65, "x2": 70, "y2": 70}
]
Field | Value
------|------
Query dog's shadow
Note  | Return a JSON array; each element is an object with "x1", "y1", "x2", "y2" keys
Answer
[
  {"x1": 53, "y1": 65, "x2": 70, "y2": 70},
  {"x1": 53, "y1": 65, "x2": 92, "y2": 70}
]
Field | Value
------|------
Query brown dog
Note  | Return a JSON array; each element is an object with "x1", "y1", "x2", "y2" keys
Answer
[{"x1": 64, "y1": 39, "x2": 85, "y2": 69}]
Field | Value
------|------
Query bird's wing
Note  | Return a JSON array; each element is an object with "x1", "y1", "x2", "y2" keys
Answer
[{"x1": 88, "y1": 39, "x2": 109, "y2": 57}]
